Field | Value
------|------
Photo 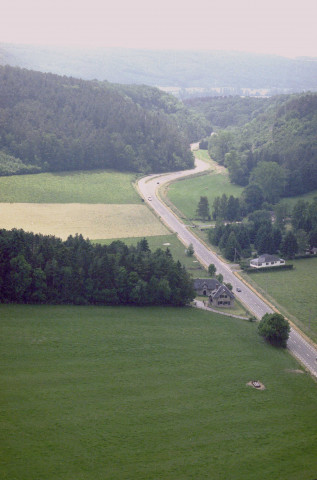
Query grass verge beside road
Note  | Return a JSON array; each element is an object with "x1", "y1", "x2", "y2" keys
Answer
[{"x1": 1, "y1": 304, "x2": 316, "y2": 480}]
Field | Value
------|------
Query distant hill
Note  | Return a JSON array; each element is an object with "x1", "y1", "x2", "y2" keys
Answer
[
  {"x1": 0, "y1": 65, "x2": 210, "y2": 176},
  {"x1": 1, "y1": 43, "x2": 317, "y2": 98}
]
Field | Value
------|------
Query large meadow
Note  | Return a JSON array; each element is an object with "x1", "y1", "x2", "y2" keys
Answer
[
  {"x1": 1, "y1": 304, "x2": 317, "y2": 480},
  {"x1": 0, "y1": 170, "x2": 170, "y2": 240}
]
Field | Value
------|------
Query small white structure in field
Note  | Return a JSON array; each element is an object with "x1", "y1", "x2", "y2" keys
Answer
[{"x1": 250, "y1": 253, "x2": 285, "y2": 269}]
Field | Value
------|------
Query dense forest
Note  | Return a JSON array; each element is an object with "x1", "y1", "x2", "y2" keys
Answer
[
  {"x1": 1, "y1": 44, "x2": 317, "y2": 97},
  {"x1": 199, "y1": 93, "x2": 317, "y2": 197},
  {"x1": 184, "y1": 96, "x2": 271, "y2": 129},
  {"x1": 0, "y1": 65, "x2": 209, "y2": 176},
  {"x1": 0, "y1": 229, "x2": 195, "y2": 306}
]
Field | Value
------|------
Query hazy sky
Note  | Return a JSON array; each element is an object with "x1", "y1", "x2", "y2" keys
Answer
[{"x1": 1, "y1": 0, "x2": 317, "y2": 57}]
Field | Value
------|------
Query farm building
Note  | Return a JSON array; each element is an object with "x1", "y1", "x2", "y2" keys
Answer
[
  {"x1": 250, "y1": 253, "x2": 285, "y2": 269},
  {"x1": 193, "y1": 278, "x2": 235, "y2": 307}
]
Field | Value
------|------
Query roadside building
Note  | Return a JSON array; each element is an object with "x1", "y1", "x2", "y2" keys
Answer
[
  {"x1": 193, "y1": 278, "x2": 235, "y2": 307},
  {"x1": 250, "y1": 253, "x2": 285, "y2": 269}
]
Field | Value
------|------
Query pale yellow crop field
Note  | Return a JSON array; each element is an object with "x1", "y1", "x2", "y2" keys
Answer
[{"x1": 0, "y1": 203, "x2": 170, "y2": 240}]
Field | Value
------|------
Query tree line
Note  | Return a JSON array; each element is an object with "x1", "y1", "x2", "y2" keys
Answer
[
  {"x1": 0, "y1": 229, "x2": 195, "y2": 306},
  {"x1": 208, "y1": 197, "x2": 317, "y2": 262},
  {"x1": 208, "y1": 214, "x2": 296, "y2": 262},
  {"x1": 0, "y1": 66, "x2": 210, "y2": 176},
  {"x1": 196, "y1": 185, "x2": 270, "y2": 224}
]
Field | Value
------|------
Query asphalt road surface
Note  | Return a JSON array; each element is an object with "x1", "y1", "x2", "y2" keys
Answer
[{"x1": 138, "y1": 152, "x2": 317, "y2": 378}]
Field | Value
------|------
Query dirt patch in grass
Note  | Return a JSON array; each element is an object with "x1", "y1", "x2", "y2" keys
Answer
[
  {"x1": 247, "y1": 380, "x2": 266, "y2": 390},
  {"x1": 0, "y1": 203, "x2": 169, "y2": 240}
]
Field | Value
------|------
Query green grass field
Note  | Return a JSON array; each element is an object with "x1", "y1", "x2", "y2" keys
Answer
[
  {"x1": 166, "y1": 151, "x2": 244, "y2": 220},
  {"x1": 0, "y1": 168, "x2": 171, "y2": 240},
  {"x1": 1, "y1": 304, "x2": 316, "y2": 480},
  {"x1": 0, "y1": 170, "x2": 141, "y2": 203},
  {"x1": 242, "y1": 257, "x2": 317, "y2": 343},
  {"x1": 276, "y1": 189, "x2": 317, "y2": 211}
]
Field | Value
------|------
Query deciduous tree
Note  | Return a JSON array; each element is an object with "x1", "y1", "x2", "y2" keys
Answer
[
  {"x1": 208, "y1": 263, "x2": 216, "y2": 277},
  {"x1": 258, "y1": 313, "x2": 290, "y2": 347},
  {"x1": 186, "y1": 243, "x2": 195, "y2": 257},
  {"x1": 249, "y1": 161, "x2": 287, "y2": 203}
]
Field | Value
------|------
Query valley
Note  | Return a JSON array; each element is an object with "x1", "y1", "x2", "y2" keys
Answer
[{"x1": 0, "y1": 58, "x2": 317, "y2": 480}]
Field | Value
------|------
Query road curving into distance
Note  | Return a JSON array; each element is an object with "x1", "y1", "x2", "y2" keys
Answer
[{"x1": 138, "y1": 147, "x2": 317, "y2": 379}]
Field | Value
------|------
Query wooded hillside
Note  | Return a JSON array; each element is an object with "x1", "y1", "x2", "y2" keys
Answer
[
  {"x1": 0, "y1": 66, "x2": 209, "y2": 176},
  {"x1": 185, "y1": 96, "x2": 271, "y2": 129},
  {"x1": 205, "y1": 93, "x2": 317, "y2": 196}
]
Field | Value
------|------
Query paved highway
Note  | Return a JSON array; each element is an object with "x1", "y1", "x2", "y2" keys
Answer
[{"x1": 138, "y1": 152, "x2": 317, "y2": 378}]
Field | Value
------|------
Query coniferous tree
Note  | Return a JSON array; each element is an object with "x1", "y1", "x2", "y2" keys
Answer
[
  {"x1": 196, "y1": 196, "x2": 210, "y2": 221},
  {"x1": 280, "y1": 231, "x2": 298, "y2": 259},
  {"x1": 224, "y1": 231, "x2": 241, "y2": 262}
]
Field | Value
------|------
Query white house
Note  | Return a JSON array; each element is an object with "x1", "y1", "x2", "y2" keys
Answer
[{"x1": 250, "y1": 253, "x2": 285, "y2": 269}]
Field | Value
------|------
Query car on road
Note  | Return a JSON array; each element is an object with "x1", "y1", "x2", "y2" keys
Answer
[
  {"x1": 236, "y1": 287, "x2": 242, "y2": 292},
  {"x1": 148, "y1": 196, "x2": 152, "y2": 201}
]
